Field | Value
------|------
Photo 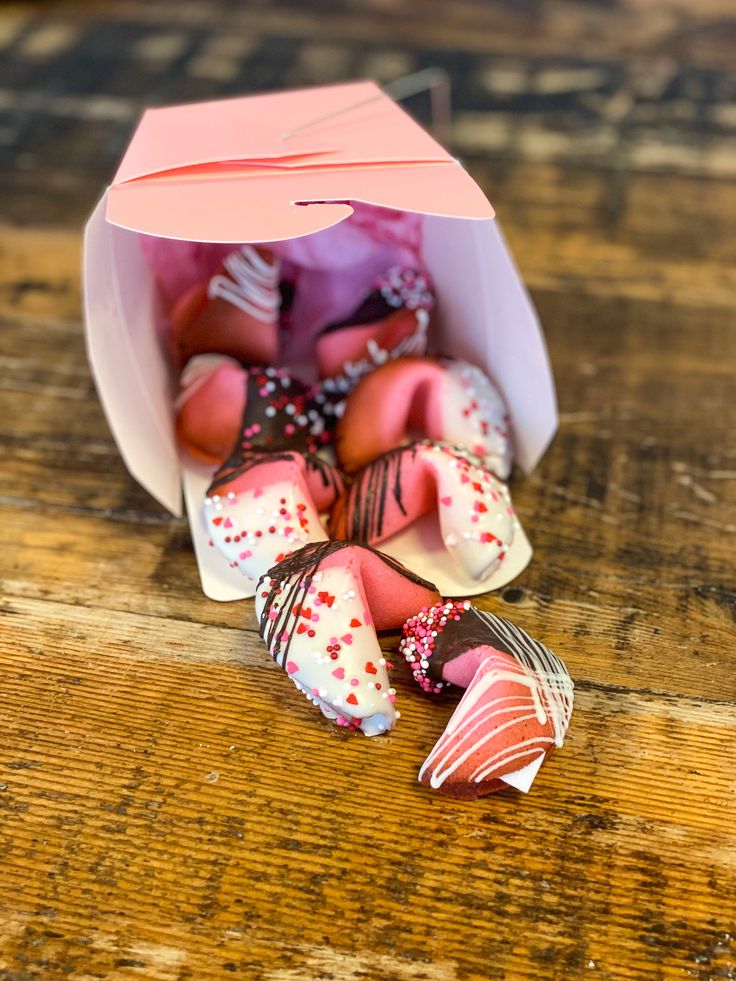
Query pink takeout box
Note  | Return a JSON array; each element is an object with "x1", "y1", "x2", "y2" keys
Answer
[{"x1": 83, "y1": 80, "x2": 557, "y2": 600}]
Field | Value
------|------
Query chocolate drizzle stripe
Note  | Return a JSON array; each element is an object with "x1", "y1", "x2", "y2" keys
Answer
[
  {"x1": 208, "y1": 444, "x2": 337, "y2": 498},
  {"x1": 207, "y1": 451, "x2": 294, "y2": 495},
  {"x1": 347, "y1": 445, "x2": 415, "y2": 542},
  {"x1": 261, "y1": 567, "x2": 312, "y2": 670},
  {"x1": 473, "y1": 610, "x2": 573, "y2": 715},
  {"x1": 305, "y1": 454, "x2": 339, "y2": 495}
]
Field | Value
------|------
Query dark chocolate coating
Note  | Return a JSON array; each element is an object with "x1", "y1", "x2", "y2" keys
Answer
[
  {"x1": 427, "y1": 605, "x2": 564, "y2": 686},
  {"x1": 204, "y1": 367, "x2": 341, "y2": 493},
  {"x1": 425, "y1": 606, "x2": 493, "y2": 682},
  {"x1": 319, "y1": 289, "x2": 394, "y2": 334},
  {"x1": 240, "y1": 369, "x2": 321, "y2": 455}
]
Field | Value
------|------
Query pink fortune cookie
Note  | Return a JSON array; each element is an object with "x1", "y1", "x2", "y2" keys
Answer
[
  {"x1": 315, "y1": 267, "x2": 433, "y2": 382},
  {"x1": 176, "y1": 356, "x2": 334, "y2": 465},
  {"x1": 331, "y1": 441, "x2": 518, "y2": 582},
  {"x1": 399, "y1": 600, "x2": 574, "y2": 798},
  {"x1": 335, "y1": 357, "x2": 512, "y2": 477},
  {"x1": 169, "y1": 245, "x2": 281, "y2": 372},
  {"x1": 256, "y1": 541, "x2": 441, "y2": 736},
  {"x1": 205, "y1": 451, "x2": 343, "y2": 583}
]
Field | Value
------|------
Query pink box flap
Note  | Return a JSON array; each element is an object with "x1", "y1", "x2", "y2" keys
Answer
[
  {"x1": 113, "y1": 81, "x2": 452, "y2": 184},
  {"x1": 107, "y1": 163, "x2": 492, "y2": 243},
  {"x1": 107, "y1": 81, "x2": 493, "y2": 243}
]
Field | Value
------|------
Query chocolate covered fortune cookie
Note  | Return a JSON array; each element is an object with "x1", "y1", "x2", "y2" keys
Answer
[
  {"x1": 400, "y1": 600, "x2": 574, "y2": 798},
  {"x1": 256, "y1": 542, "x2": 441, "y2": 736},
  {"x1": 336, "y1": 357, "x2": 512, "y2": 478},
  {"x1": 170, "y1": 245, "x2": 281, "y2": 371},
  {"x1": 205, "y1": 451, "x2": 343, "y2": 582},
  {"x1": 315, "y1": 266, "x2": 433, "y2": 382},
  {"x1": 331, "y1": 441, "x2": 520, "y2": 583}
]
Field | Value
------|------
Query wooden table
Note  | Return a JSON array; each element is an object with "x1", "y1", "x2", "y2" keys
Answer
[{"x1": 1, "y1": 2, "x2": 735, "y2": 978}]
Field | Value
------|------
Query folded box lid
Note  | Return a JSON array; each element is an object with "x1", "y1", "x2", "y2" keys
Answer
[
  {"x1": 85, "y1": 80, "x2": 556, "y2": 545},
  {"x1": 107, "y1": 80, "x2": 494, "y2": 242}
]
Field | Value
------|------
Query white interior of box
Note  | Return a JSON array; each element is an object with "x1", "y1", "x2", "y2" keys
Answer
[{"x1": 84, "y1": 198, "x2": 556, "y2": 600}]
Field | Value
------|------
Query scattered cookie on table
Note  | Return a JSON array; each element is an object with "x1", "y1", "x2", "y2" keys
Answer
[
  {"x1": 400, "y1": 599, "x2": 573, "y2": 798},
  {"x1": 256, "y1": 541, "x2": 440, "y2": 736}
]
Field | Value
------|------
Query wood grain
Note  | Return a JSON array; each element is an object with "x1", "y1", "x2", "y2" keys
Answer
[{"x1": 1, "y1": 1, "x2": 736, "y2": 979}]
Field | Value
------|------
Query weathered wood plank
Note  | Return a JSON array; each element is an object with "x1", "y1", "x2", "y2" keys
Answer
[
  {"x1": 45, "y1": 0, "x2": 736, "y2": 70},
  {"x1": 1, "y1": 1, "x2": 735, "y2": 978},
  {"x1": 2, "y1": 499, "x2": 735, "y2": 708},
  {"x1": 0, "y1": 631, "x2": 734, "y2": 980}
]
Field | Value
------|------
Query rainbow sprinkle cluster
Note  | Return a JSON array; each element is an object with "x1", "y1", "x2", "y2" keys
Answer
[{"x1": 399, "y1": 599, "x2": 473, "y2": 694}]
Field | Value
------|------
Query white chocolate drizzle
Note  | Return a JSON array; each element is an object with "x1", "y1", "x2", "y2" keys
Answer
[
  {"x1": 420, "y1": 610, "x2": 573, "y2": 790},
  {"x1": 208, "y1": 245, "x2": 281, "y2": 322}
]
